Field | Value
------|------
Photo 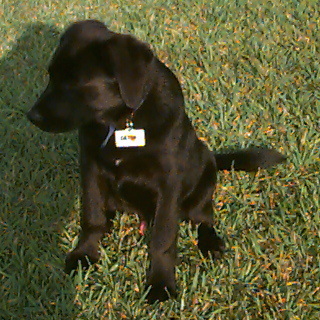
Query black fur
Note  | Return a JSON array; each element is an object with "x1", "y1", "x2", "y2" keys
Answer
[{"x1": 27, "y1": 20, "x2": 285, "y2": 303}]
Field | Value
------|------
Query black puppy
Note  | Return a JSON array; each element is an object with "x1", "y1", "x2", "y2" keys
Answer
[{"x1": 27, "y1": 20, "x2": 285, "y2": 302}]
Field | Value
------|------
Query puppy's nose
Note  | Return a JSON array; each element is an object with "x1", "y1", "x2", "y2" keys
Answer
[{"x1": 27, "y1": 109, "x2": 43, "y2": 125}]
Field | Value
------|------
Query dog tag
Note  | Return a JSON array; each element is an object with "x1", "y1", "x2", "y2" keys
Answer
[{"x1": 115, "y1": 128, "x2": 146, "y2": 148}]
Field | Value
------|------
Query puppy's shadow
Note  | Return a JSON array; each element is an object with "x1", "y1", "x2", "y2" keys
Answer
[{"x1": 0, "y1": 23, "x2": 79, "y2": 318}]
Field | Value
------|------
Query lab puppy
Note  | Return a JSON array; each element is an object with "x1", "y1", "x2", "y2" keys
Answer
[{"x1": 27, "y1": 20, "x2": 285, "y2": 302}]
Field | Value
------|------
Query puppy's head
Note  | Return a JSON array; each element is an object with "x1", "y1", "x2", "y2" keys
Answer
[{"x1": 27, "y1": 20, "x2": 155, "y2": 133}]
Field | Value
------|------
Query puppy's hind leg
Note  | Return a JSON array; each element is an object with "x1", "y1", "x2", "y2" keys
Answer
[{"x1": 189, "y1": 201, "x2": 225, "y2": 259}]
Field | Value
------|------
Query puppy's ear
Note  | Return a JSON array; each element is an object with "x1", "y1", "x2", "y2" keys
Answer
[{"x1": 108, "y1": 35, "x2": 155, "y2": 109}]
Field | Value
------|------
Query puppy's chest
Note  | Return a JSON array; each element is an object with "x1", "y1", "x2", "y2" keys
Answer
[
  {"x1": 114, "y1": 158, "x2": 123, "y2": 167},
  {"x1": 100, "y1": 155, "x2": 158, "y2": 217},
  {"x1": 99, "y1": 155, "x2": 126, "y2": 174},
  {"x1": 100, "y1": 152, "x2": 153, "y2": 178}
]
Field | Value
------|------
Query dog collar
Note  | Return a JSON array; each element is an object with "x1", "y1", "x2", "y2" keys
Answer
[
  {"x1": 100, "y1": 106, "x2": 143, "y2": 149},
  {"x1": 100, "y1": 125, "x2": 115, "y2": 148}
]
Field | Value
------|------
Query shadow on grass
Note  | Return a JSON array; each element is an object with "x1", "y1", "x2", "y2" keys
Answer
[{"x1": 0, "y1": 23, "x2": 80, "y2": 318}]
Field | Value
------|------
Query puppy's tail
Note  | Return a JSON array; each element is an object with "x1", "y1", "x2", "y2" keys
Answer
[{"x1": 214, "y1": 148, "x2": 286, "y2": 172}]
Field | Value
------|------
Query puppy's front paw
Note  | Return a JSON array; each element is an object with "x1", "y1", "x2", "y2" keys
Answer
[
  {"x1": 197, "y1": 224, "x2": 225, "y2": 259},
  {"x1": 65, "y1": 247, "x2": 100, "y2": 274},
  {"x1": 146, "y1": 282, "x2": 176, "y2": 303}
]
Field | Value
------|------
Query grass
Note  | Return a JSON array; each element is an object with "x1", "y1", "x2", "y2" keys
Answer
[{"x1": 0, "y1": 0, "x2": 319, "y2": 318}]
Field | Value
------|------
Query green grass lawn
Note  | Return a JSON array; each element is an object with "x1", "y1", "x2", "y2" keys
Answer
[{"x1": 0, "y1": 0, "x2": 319, "y2": 319}]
